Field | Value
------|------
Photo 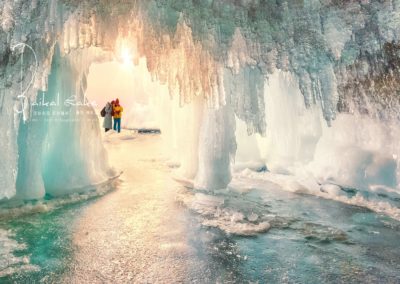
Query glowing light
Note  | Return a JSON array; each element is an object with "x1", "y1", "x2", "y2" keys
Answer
[
  {"x1": 121, "y1": 47, "x2": 133, "y2": 67},
  {"x1": 115, "y1": 37, "x2": 136, "y2": 69}
]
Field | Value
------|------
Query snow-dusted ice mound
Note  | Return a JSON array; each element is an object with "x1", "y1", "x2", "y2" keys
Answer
[
  {"x1": 234, "y1": 169, "x2": 400, "y2": 221},
  {"x1": 176, "y1": 188, "x2": 271, "y2": 236}
]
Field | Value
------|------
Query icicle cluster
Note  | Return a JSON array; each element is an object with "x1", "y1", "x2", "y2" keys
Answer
[
  {"x1": 63, "y1": 0, "x2": 399, "y2": 129},
  {"x1": 3, "y1": 0, "x2": 400, "y2": 132}
]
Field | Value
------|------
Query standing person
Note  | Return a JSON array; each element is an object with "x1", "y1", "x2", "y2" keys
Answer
[
  {"x1": 102, "y1": 102, "x2": 113, "y2": 132},
  {"x1": 113, "y1": 98, "x2": 124, "y2": 133},
  {"x1": 111, "y1": 100, "x2": 115, "y2": 124}
]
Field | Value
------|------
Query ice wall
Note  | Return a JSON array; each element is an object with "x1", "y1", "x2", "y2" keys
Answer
[
  {"x1": 0, "y1": 1, "x2": 57, "y2": 199},
  {"x1": 0, "y1": 0, "x2": 115, "y2": 200},
  {"x1": 1, "y1": 0, "x2": 400, "y2": 199},
  {"x1": 15, "y1": 45, "x2": 113, "y2": 200},
  {"x1": 254, "y1": 71, "x2": 400, "y2": 189}
]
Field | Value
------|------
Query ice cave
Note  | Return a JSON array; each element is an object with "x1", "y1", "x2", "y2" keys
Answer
[{"x1": 0, "y1": 0, "x2": 400, "y2": 282}]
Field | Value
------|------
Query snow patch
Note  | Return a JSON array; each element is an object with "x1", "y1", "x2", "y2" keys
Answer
[
  {"x1": 177, "y1": 190, "x2": 271, "y2": 236},
  {"x1": 0, "y1": 229, "x2": 40, "y2": 278}
]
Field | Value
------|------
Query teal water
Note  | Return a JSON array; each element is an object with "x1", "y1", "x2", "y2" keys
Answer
[
  {"x1": 0, "y1": 201, "x2": 91, "y2": 283},
  {"x1": 1, "y1": 185, "x2": 400, "y2": 283},
  {"x1": 187, "y1": 186, "x2": 400, "y2": 283}
]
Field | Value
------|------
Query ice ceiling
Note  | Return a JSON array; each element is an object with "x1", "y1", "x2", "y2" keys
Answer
[{"x1": 1, "y1": 0, "x2": 400, "y2": 200}]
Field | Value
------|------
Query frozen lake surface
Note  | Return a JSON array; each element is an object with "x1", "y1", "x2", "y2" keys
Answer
[{"x1": 1, "y1": 133, "x2": 400, "y2": 283}]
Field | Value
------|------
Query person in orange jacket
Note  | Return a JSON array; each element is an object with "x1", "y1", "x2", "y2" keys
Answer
[{"x1": 113, "y1": 98, "x2": 124, "y2": 133}]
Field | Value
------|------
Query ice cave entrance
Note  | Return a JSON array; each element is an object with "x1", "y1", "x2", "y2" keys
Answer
[
  {"x1": 86, "y1": 56, "x2": 165, "y2": 132},
  {"x1": 83, "y1": 46, "x2": 210, "y2": 189}
]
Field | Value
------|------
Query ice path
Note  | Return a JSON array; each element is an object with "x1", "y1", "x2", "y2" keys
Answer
[{"x1": 64, "y1": 132, "x2": 220, "y2": 282}]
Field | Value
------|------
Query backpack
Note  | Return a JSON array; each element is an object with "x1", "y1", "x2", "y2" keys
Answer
[{"x1": 100, "y1": 107, "x2": 106, "y2": 117}]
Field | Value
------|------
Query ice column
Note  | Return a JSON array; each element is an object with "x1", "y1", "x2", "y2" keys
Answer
[{"x1": 194, "y1": 104, "x2": 237, "y2": 190}]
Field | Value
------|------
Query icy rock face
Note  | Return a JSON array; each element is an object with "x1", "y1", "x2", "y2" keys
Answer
[{"x1": 1, "y1": 0, "x2": 400, "y2": 198}]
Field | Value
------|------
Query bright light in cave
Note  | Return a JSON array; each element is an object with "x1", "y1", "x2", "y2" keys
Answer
[
  {"x1": 116, "y1": 38, "x2": 135, "y2": 68},
  {"x1": 121, "y1": 47, "x2": 133, "y2": 67}
]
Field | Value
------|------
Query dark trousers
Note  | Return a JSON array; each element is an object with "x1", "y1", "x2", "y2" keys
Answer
[{"x1": 113, "y1": 118, "x2": 121, "y2": 133}]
